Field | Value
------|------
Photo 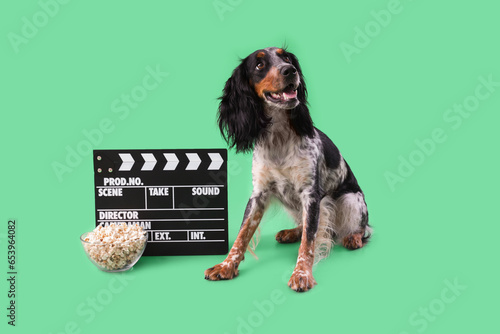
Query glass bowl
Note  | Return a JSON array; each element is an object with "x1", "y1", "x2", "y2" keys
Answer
[{"x1": 80, "y1": 232, "x2": 147, "y2": 272}]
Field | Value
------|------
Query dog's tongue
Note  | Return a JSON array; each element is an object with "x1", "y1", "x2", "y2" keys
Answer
[
  {"x1": 270, "y1": 88, "x2": 297, "y2": 101},
  {"x1": 283, "y1": 89, "x2": 297, "y2": 100}
]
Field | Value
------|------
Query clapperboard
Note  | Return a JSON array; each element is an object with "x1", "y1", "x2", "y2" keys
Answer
[{"x1": 93, "y1": 149, "x2": 228, "y2": 256}]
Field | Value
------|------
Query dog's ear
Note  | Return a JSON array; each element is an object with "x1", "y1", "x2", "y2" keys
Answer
[
  {"x1": 217, "y1": 58, "x2": 270, "y2": 153},
  {"x1": 288, "y1": 52, "x2": 314, "y2": 138}
]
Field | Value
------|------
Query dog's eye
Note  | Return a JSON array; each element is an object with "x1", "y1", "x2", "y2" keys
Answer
[
  {"x1": 256, "y1": 62, "x2": 264, "y2": 70},
  {"x1": 284, "y1": 56, "x2": 290, "y2": 63}
]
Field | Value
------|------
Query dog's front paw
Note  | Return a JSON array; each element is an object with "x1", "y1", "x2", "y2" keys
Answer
[
  {"x1": 288, "y1": 269, "x2": 317, "y2": 292},
  {"x1": 204, "y1": 261, "x2": 239, "y2": 281}
]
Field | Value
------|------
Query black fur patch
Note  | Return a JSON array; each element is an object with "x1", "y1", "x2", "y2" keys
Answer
[
  {"x1": 305, "y1": 163, "x2": 321, "y2": 241},
  {"x1": 240, "y1": 197, "x2": 254, "y2": 230},
  {"x1": 217, "y1": 57, "x2": 271, "y2": 153},
  {"x1": 316, "y1": 127, "x2": 341, "y2": 169},
  {"x1": 305, "y1": 195, "x2": 320, "y2": 241},
  {"x1": 331, "y1": 160, "x2": 362, "y2": 200},
  {"x1": 288, "y1": 52, "x2": 314, "y2": 138}
]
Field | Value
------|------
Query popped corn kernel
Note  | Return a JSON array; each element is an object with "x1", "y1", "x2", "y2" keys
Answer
[{"x1": 82, "y1": 223, "x2": 147, "y2": 271}]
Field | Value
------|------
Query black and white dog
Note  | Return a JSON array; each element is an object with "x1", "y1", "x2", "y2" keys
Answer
[{"x1": 204, "y1": 47, "x2": 372, "y2": 292}]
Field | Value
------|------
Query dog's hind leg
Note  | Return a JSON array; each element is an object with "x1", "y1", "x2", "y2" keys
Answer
[
  {"x1": 275, "y1": 205, "x2": 302, "y2": 244},
  {"x1": 276, "y1": 226, "x2": 302, "y2": 243},
  {"x1": 334, "y1": 192, "x2": 372, "y2": 250},
  {"x1": 342, "y1": 229, "x2": 367, "y2": 250}
]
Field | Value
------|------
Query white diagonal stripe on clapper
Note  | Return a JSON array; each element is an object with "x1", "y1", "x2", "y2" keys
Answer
[
  {"x1": 141, "y1": 153, "x2": 157, "y2": 171},
  {"x1": 207, "y1": 153, "x2": 223, "y2": 170},
  {"x1": 163, "y1": 153, "x2": 179, "y2": 170},
  {"x1": 118, "y1": 153, "x2": 134, "y2": 171},
  {"x1": 185, "y1": 153, "x2": 201, "y2": 170}
]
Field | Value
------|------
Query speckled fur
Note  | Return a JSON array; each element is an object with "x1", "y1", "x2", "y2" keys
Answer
[
  {"x1": 207, "y1": 47, "x2": 372, "y2": 292},
  {"x1": 253, "y1": 110, "x2": 370, "y2": 259}
]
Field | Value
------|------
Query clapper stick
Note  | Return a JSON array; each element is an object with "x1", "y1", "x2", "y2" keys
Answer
[{"x1": 93, "y1": 149, "x2": 228, "y2": 256}]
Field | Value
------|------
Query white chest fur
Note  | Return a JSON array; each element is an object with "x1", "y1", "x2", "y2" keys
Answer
[{"x1": 251, "y1": 115, "x2": 321, "y2": 208}]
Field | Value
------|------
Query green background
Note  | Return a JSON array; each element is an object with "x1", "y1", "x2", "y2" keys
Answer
[{"x1": 1, "y1": 0, "x2": 499, "y2": 333}]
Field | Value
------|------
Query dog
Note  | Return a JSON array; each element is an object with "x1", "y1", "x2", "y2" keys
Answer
[{"x1": 204, "y1": 47, "x2": 372, "y2": 292}]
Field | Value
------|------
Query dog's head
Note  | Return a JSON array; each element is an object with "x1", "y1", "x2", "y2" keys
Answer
[
  {"x1": 218, "y1": 47, "x2": 314, "y2": 153},
  {"x1": 248, "y1": 47, "x2": 301, "y2": 109}
]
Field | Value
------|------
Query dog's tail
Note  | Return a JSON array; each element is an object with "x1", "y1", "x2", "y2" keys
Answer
[
  {"x1": 314, "y1": 198, "x2": 336, "y2": 264},
  {"x1": 362, "y1": 224, "x2": 373, "y2": 245},
  {"x1": 314, "y1": 197, "x2": 373, "y2": 264},
  {"x1": 314, "y1": 220, "x2": 335, "y2": 264},
  {"x1": 314, "y1": 223, "x2": 373, "y2": 264}
]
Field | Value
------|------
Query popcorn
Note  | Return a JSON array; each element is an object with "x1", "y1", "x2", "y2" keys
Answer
[{"x1": 82, "y1": 223, "x2": 147, "y2": 271}]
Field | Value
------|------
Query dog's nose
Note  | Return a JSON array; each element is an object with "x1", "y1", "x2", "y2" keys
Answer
[{"x1": 280, "y1": 65, "x2": 297, "y2": 77}]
